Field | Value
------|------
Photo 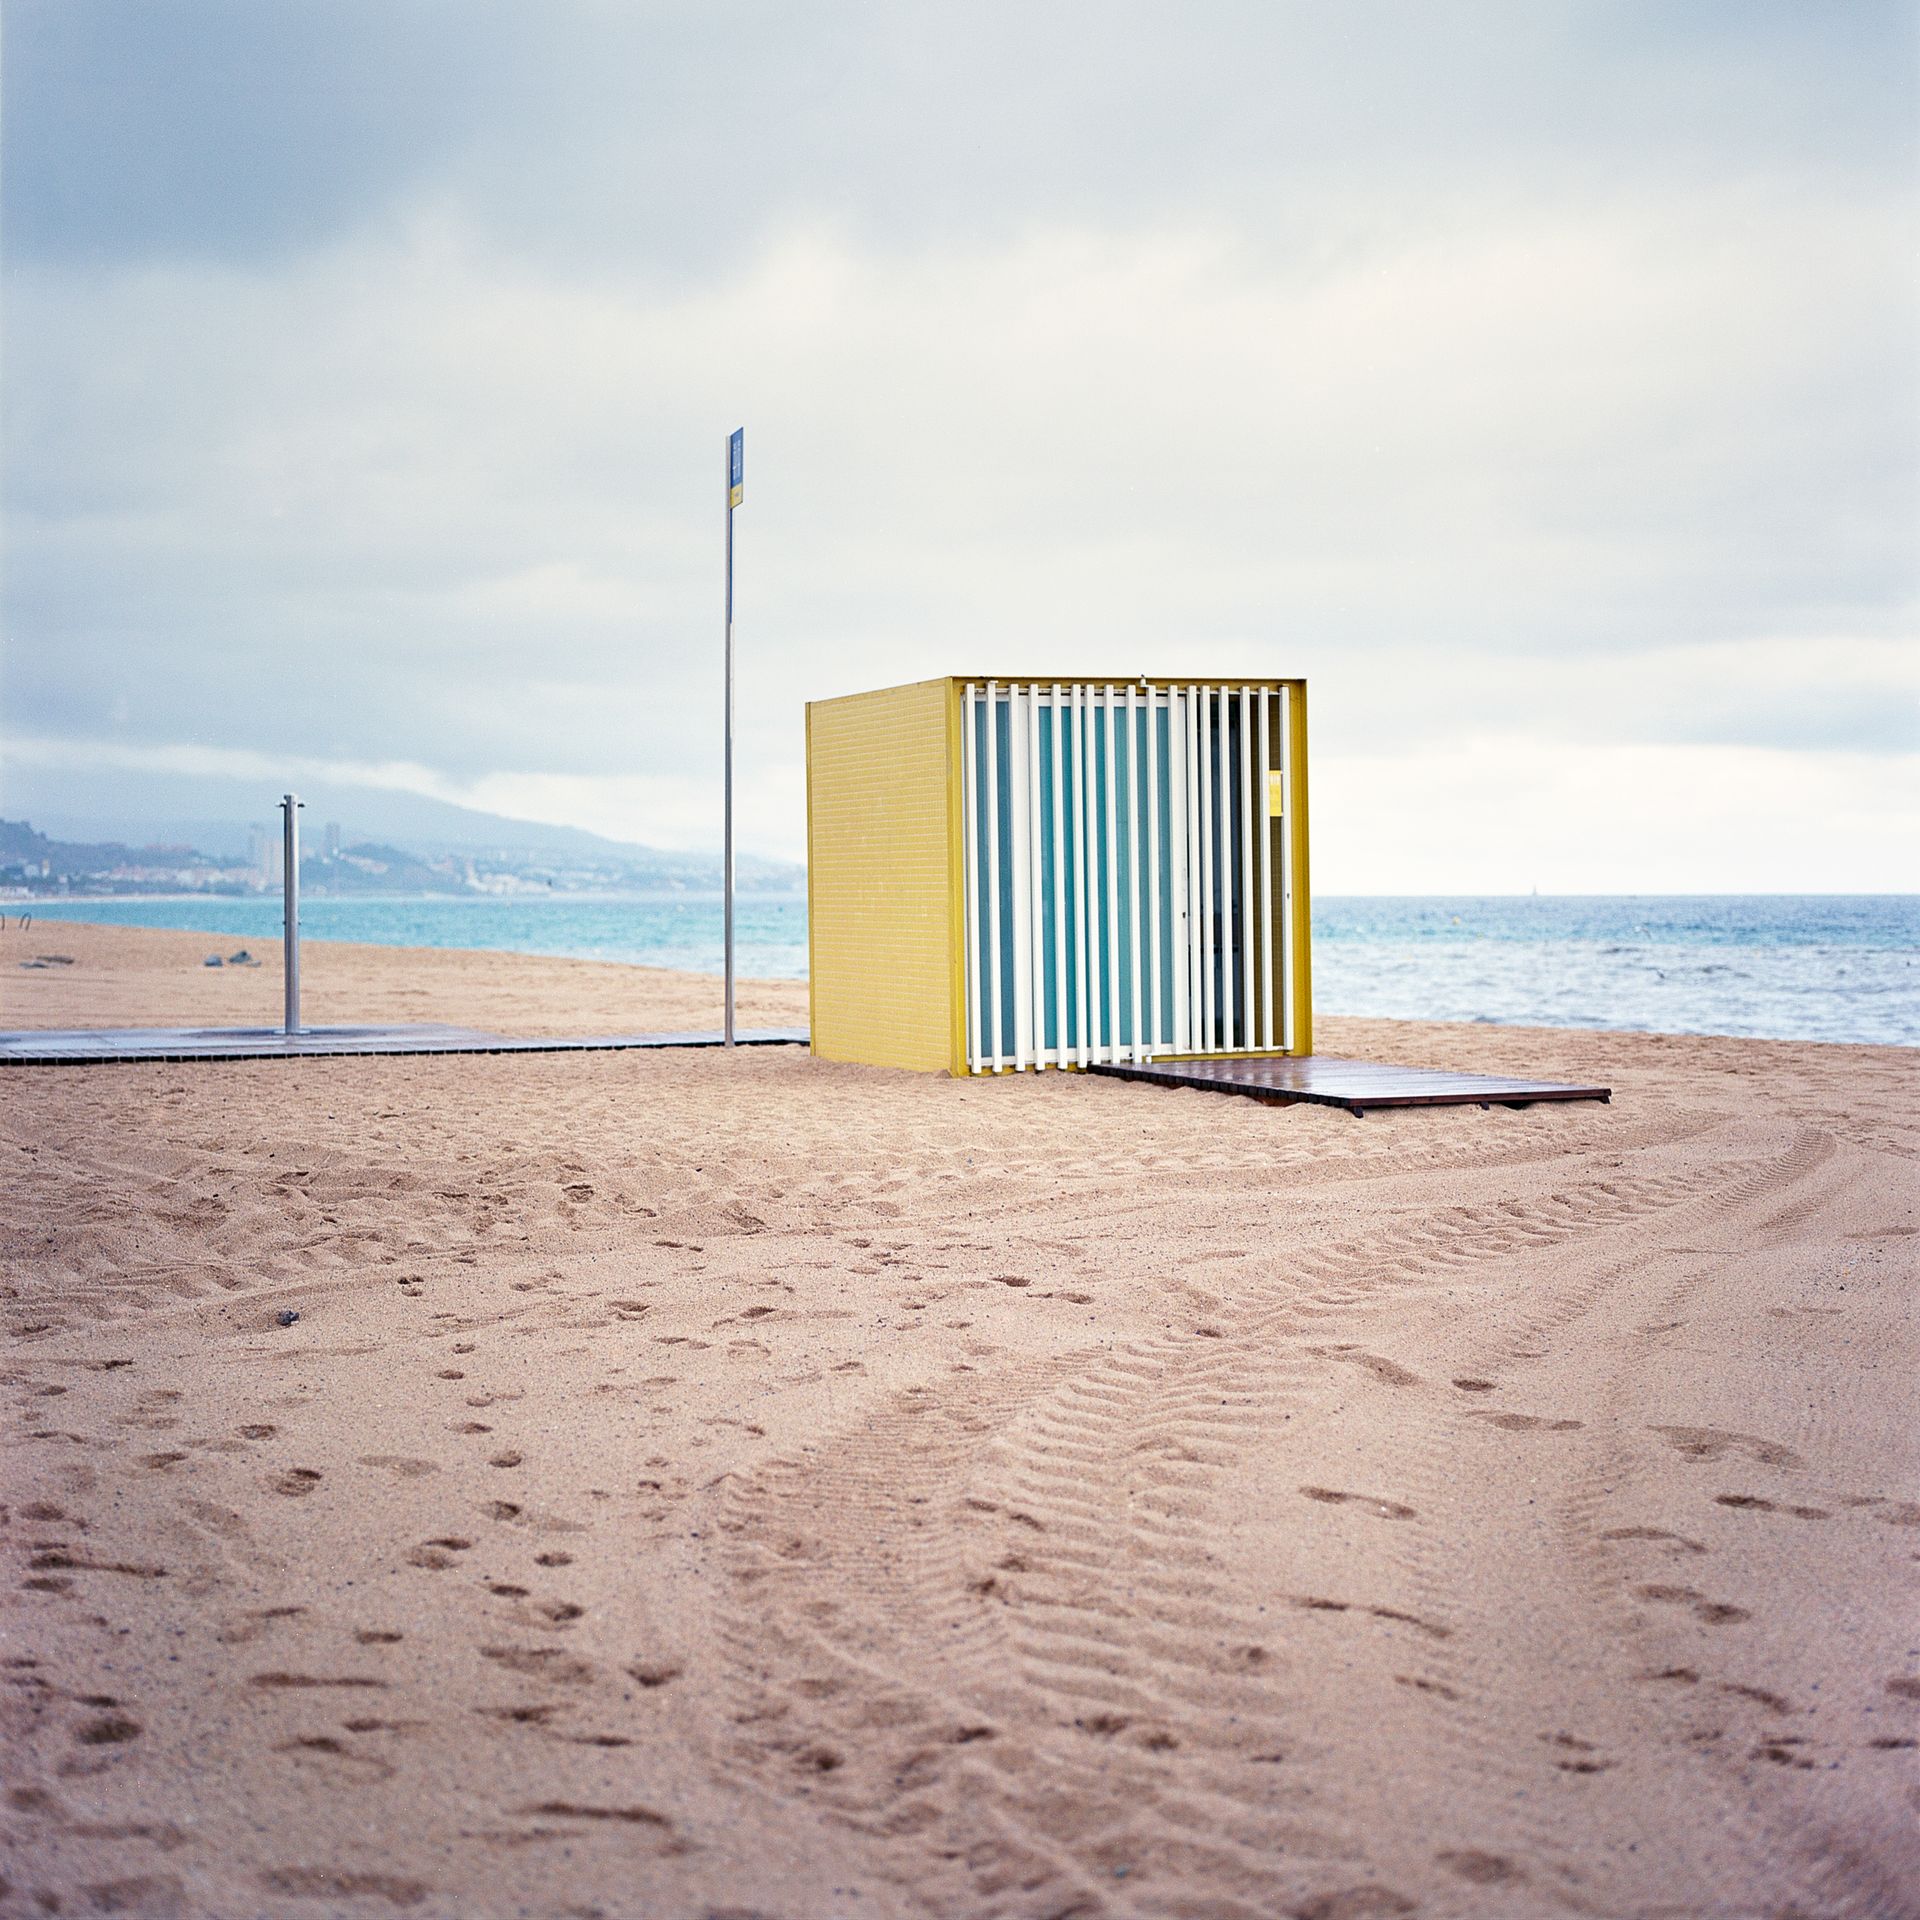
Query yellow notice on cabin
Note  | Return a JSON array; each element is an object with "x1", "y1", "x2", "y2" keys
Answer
[{"x1": 1267, "y1": 770, "x2": 1286, "y2": 816}]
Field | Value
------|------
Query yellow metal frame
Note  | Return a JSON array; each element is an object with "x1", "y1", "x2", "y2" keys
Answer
[
  {"x1": 1287, "y1": 678, "x2": 1313, "y2": 1057},
  {"x1": 807, "y1": 675, "x2": 1312, "y2": 1077},
  {"x1": 943, "y1": 678, "x2": 969, "y2": 1077}
]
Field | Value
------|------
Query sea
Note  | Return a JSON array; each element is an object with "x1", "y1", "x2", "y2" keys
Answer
[{"x1": 15, "y1": 893, "x2": 1918, "y2": 1048}]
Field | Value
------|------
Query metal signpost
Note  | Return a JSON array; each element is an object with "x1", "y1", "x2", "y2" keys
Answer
[
  {"x1": 723, "y1": 427, "x2": 743, "y2": 1046},
  {"x1": 280, "y1": 792, "x2": 304, "y2": 1034}
]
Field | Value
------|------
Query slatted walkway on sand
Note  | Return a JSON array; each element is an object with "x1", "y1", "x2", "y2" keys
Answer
[
  {"x1": 0, "y1": 1025, "x2": 808, "y2": 1066},
  {"x1": 1090, "y1": 1053, "x2": 1610, "y2": 1114}
]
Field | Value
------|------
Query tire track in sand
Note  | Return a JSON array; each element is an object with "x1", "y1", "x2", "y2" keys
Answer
[
  {"x1": 1354, "y1": 1128, "x2": 1919, "y2": 1918},
  {"x1": 717, "y1": 1146, "x2": 1750, "y2": 1915}
]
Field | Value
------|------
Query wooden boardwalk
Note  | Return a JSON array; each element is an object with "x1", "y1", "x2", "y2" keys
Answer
[
  {"x1": 0, "y1": 1024, "x2": 809, "y2": 1066},
  {"x1": 1090, "y1": 1054, "x2": 1610, "y2": 1114}
]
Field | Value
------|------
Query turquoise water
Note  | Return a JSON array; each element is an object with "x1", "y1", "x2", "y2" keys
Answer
[
  {"x1": 15, "y1": 893, "x2": 810, "y2": 985},
  {"x1": 1309, "y1": 896, "x2": 1917, "y2": 1047},
  {"x1": 17, "y1": 892, "x2": 1918, "y2": 1046}
]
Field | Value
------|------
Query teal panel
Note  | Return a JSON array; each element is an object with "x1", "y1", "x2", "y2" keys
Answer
[
  {"x1": 1036, "y1": 703, "x2": 1058, "y2": 1055},
  {"x1": 969, "y1": 693, "x2": 1019, "y2": 1063}
]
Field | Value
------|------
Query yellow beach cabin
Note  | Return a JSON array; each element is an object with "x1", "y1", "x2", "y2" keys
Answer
[{"x1": 806, "y1": 677, "x2": 1311, "y2": 1076}]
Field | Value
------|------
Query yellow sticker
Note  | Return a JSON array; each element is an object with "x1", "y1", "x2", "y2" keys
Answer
[{"x1": 1266, "y1": 770, "x2": 1286, "y2": 816}]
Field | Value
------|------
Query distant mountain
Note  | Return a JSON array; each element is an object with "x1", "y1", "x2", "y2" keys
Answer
[
  {"x1": 1, "y1": 762, "x2": 800, "y2": 883},
  {"x1": 0, "y1": 814, "x2": 804, "y2": 898}
]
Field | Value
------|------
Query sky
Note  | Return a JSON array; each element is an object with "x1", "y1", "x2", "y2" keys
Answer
[{"x1": 3, "y1": 0, "x2": 1916, "y2": 890}]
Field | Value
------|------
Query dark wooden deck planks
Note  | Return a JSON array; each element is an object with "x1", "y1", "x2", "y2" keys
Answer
[
  {"x1": 0, "y1": 1025, "x2": 809, "y2": 1066},
  {"x1": 1089, "y1": 1053, "x2": 1610, "y2": 1114}
]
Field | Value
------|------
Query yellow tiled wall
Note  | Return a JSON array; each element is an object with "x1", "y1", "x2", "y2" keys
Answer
[{"x1": 806, "y1": 679, "x2": 959, "y2": 1072}]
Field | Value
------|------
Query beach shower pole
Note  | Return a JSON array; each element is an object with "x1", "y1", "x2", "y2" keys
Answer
[
  {"x1": 281, "y1": 793, "x2": 304, "y2": 1035},
  {"x1": 723, "y1": 428, "x2": 742, "y2": 1046}
]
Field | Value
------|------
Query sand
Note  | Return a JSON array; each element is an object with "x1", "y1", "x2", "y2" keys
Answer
[{"x1": 2, "y1": 918, "x2": 1915, "y2": 1919}]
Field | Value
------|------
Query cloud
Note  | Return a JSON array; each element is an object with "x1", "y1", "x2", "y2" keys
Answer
[
  {"x1": 9, "y1": 2, "x2": 1912, "y2": 273},
  {"x1": 0, "y1": 731, "x2": 734, "y2": 851},
  {"x1": 1313, "y1": 740, "x2": 1920, "y2": 895},
  {"x1": 2, "y1": 3, "x2": 1914, "y2": 885}
]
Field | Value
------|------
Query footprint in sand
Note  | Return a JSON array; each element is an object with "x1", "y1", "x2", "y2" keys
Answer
[
  {"x1": 481, "y1": 1703, "x2": 558, "y2": 1726},
  {"x1": 1720, "y1": 1681, "x2": 1791, "y2": 1712},
  {"x1": 248, "y1": 1672, "x2": 389, "y2": 1692},
  {"x1": 270, "y1": 1469, "x2": 322, "y2": 1498},
  {"x1": 28, "y1": 1547, "x2": 167, "y2": 1581},
  {"x1": 1291, "y1": 1884, "x2": 1416, "y2": 1919},
  {"x1": 1470, "y1": 1411, "x2": 1583, "y2": 1433},
  {"x1": 358, "y1": 1456, "x2": 437, "y2": 1479},
  {"x1": 625, "y1": 1661, "x2": 681, "y2": 1689},
  {"x1": 1634, "y1": 1583, "x2": 1751, "y2": 1625},
  {"x1": 1848, "y1": 1496, "x2": 1920, "y2": 1527},
  {"x1": 1291, "y1": 1596, "x2": 1450, "y2": 1639},
  {"x1": 406, "y1": 1537, "x2": 473, "y2": 1570},
  {"x1": 274, "y1": 1733, "x2": 396, "y2": 1784},
  {"x1": 1649, "y1": 1425, "x2": 1803, "y2": 1469},
  {"x1": 480, "y1": 1645, "x2": 596, "y2": 1685},
  {"x1": 1714, "y1": 1494, "x2": 1828, "y2": 1520},
  {"x1": 74, "y1": 1714, "x2": 142, "y2": 1746},
  {"x1": 214, "y1": 1605, "x2": 307, "y2": 1646},
  {"x1": 1601, "y1": 1525, "x2": 1706, "y2": 1553},
  {"x1": 1543, "y1": 1731, "x2": 1613, "y2": 1775},
  {"x1": 72, "y1": 1878, "x2": 186, "y2": 1914},
  {"x1": 1307, "y1": 1345, "x2": 1423, "y2": 1388},
  {"x1": 1299, "y1": 1487, "x2": 1417, "y2": 1520},
  {"x1": 1436, "y1": 1850, "x2": 1524, "y2": 1886},
  {"x1": 257, "y1": 1868, "x2": 429, "y2": 1907}
]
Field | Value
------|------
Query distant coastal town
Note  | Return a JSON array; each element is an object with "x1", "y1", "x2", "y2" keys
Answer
[{"x1": 0, "y1": 816, "x2": 802, "y2": 901}]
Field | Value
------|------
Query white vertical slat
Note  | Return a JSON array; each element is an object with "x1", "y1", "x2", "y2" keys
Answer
[
  {"x1": 1198, "y1": 685, "x2": 1214, "y2": 1054},
  {"x1": 962, "y1": 683, "x2": 982, "y2": 1073},
  {"x1": 1009, "y1": 690, "x2": 1030, "y2": 1070},
  {"x1": 1026, "y1": 683, "x2": 1047, "y2": 1068},
  {"x1": 1215, "y1": 686, "x2": 1234, "y2": 1052},
  {"x1": 1102, "y1": 686, "x2": 1121, "y2": 1065},
  {"x1": 1280, "y1": 683, "x2": 1296, "y2": 1054},
  {"x1": 1012, "y1": 683, "x2": 1028, "y2": 1068},
  {"x1": 1168, "y1": 689, "x2": 1189, "y2": 1053},
  {"x1": 1080, "y1": 685, "x2": 1096, "y2": 1063},
  {"x1": 1074, "y1": 683, "x2": 1092, "y2": 1069},
  {"x1": 1012, "y1": 684, "x2": 1030, "y2": 1069},
  {"x1": 1225, "y1": 685, "x2": 1239, "y2": 1050},
  {"x1": 1125, "y1": 684, "x2": 1143, "y2": 1062},
  {"x1": 1050, "y1": 683, "x2": 1067, "y2": 1070},
  {"x1": 1146, "y1": 685, "x2": 1161, "y2": 1053},
  {"x1": 1240, "y1": 685, "x2": 1255, "y2": 1054},
  {"x1": 1257, "y1": 687, "x2": 1274, "y2": 1052},
  {"x1": 1086, "y1": 683, "x2": 1101, "y2": 1062},
  {"x1": 984, "y1": 679, "x2": 1002, "y2": 1071},
  {"x1": 1185, "y1": 687, "x2": 1202, "y2": 1051}
]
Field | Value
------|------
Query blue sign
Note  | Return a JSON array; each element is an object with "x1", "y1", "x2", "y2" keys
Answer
[{"x1": 728, "y1": 428, "x2": 743, "y2": 508}]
